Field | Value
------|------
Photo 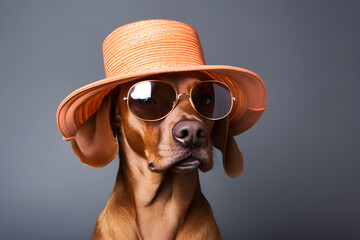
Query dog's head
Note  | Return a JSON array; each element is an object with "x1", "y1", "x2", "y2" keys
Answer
[{"x1": 70, "y1": 72, "x2": 243, "y2": 177}]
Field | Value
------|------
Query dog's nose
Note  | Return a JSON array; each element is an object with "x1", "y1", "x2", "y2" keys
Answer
[{"x1": 173, "y1": 120, "x2": 207, "y2": 148}]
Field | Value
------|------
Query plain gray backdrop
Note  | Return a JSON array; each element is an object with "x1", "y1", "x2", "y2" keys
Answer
[{"x1": 0, "y1": 0, "x2": 359, "y2": 239}]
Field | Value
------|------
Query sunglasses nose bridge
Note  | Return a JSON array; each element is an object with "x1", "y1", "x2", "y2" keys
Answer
[
  {"x1": 173, "y1": 92, "x2": 201, "y2": 116},
  {"x1": 175, "y1": 92, "x2": 194, "y2": 107},
  {"x1": 177, "y1": 92, "x2": 189, "y2": 100}
]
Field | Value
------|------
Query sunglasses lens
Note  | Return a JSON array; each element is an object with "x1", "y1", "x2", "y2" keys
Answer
[
  {"x1": 191, "y1": 82, "x2": 233, "y2": 119},
  {"x1": 128, "y1": 81, "x2": 176, "y2": 120}
]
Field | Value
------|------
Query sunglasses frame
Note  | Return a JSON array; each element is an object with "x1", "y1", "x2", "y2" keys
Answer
[{"x1": 123, "y1": 80, "x2": 236, "y2": 122}]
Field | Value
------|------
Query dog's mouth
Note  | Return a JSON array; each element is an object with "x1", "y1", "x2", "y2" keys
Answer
[
  {"x1": 148, "y1": 151, "x2": 205, "y2": 173},
  {"x1": 170, "y1": 152, "x2": 201, "y2": 173}
]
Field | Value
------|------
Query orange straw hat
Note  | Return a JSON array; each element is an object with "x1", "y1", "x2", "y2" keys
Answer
[{"x1": 57, "y1": 19, "x2": 267, "y2": 140}]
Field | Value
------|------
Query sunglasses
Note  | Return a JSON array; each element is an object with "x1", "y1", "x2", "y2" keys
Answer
[{"x1": 124, "y1": 80, "x2": 235, "y2": 121}]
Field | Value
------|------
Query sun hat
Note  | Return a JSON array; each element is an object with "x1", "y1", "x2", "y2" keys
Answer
[{"x1": 56, "y1": 19, "x2": 267, "y2": 141}]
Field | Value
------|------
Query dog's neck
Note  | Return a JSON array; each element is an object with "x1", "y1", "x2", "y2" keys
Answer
[{"x1": 112, "y1": 131, "x2": 202, "y2": 239}]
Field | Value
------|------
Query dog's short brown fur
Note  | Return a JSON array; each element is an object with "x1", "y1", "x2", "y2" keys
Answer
[{"x1": 70, "y1": 72, "x2": 243, "y2": 239}]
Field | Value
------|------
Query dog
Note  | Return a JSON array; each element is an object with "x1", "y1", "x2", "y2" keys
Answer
[
  {"x1": 56, "y1": 19, "x2": 267, "y2": 240},
  {"x1": 70, "y1": 71, "x2": 243, "y2": 239}
]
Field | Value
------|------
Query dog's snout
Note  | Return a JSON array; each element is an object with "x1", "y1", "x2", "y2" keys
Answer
[{"x1": 173, "y1": 120, "x2": 207, "y2": 148}]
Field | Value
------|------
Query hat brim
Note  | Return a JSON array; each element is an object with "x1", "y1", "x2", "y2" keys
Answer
[{"x1": 57, "y1": 65, "x2": 267, "y2": 140}]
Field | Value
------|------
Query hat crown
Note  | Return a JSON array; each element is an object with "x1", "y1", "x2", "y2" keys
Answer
[{"x1": 102, "y1": 19, "x2": 206, "y2": 78}]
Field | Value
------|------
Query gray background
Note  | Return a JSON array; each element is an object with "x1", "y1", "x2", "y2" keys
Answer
[{"x1": 0, "y1": 0, "x2": 359, "y2": 239}]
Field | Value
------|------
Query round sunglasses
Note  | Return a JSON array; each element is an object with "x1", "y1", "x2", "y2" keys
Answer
[{"x1": 123, "y1": 80, "x2": 235, "y2": 121}]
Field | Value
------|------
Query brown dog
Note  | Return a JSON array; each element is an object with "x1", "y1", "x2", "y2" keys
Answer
[
  {"x1": 70, "y1": 71, "x2": 243, "y2": 239},
  {"x1": 57, "y1": 19, "x2": 267, "y2": 239}
]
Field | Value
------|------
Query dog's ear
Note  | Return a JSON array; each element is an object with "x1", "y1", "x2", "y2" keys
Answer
[
  {"x1": 70, "y1": 95, "x2": 118, "y2": 168},
  {"x1": 212, "y1": 116, "x2": 244, "y2": 178}
]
